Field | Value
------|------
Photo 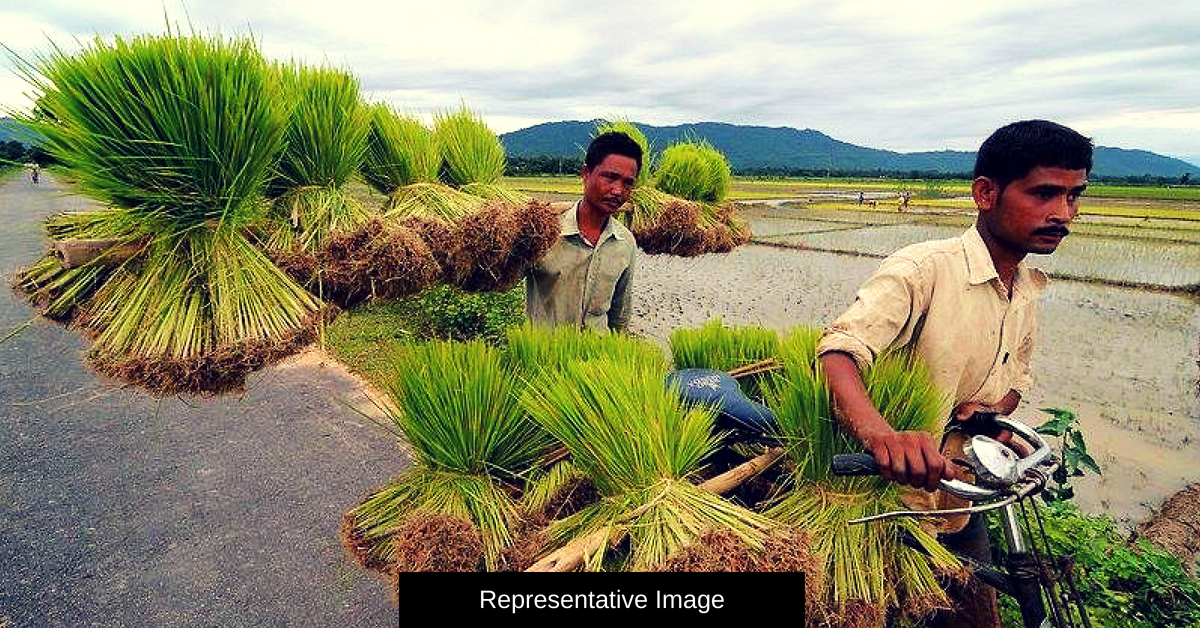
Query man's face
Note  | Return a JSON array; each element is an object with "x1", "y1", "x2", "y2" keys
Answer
[
  {"x1": 581, "y1": 154, "x2": 638, "y2": 216},
  {"x1": 974, "y1": 166, "x2": 1088, "y2": 255}
]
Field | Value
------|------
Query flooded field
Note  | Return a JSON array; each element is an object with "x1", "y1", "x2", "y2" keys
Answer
[
  {"x1": 629, "y1": 219, "x2": 1200, "y2": 527},
  {"x1": 750, "y1": 207, "x2": 1200, "y2": 289}
]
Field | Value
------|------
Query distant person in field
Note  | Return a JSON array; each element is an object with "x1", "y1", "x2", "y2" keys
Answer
[
  {"x1": 525, "y1": 131, "x2": 641, "y2": 333},
  {"x1": 30, "y1": 162, "x2": 40, "y2": 184},
  {"x1": 817, "y1": 119, "x2": 1092, "y2": 628}
]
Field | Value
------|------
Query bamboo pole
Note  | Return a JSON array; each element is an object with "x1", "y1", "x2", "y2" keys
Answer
[
  {"x1": 524, "y1": 447, "x2": 785, "y2": 572},
  {"x1": 54, "y1": 238, "x2": 145, "y2": 269}
]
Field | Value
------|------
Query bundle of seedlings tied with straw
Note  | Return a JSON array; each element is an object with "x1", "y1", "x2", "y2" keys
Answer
[
  {"x1": 520, "y1": 353, "x2": 782, "y2": 571},
  {"x1": 360, "y1": 106, "x2": 557, "y2": 294},
  {"x1": 13, "y1": 31, "x2": 327, "y2": 394},
  {"x1": 668, "y1": 318, "x2": 782, "y2": 398},
  {"x1": 502, "y1": 324, "x2": 669, "y2": 528},
  {"x1": 606, "y1": 123, "x2": 749, "y2": 256},
  {"x1": 258, "y1": 62, "x2": 373, "y2": 257},
  {"x1": 342, "y1": 340, "x2": 554, "y2": 572},
  {"x1": 433, "y1": 106, "x2": 557, "y2": 292},
  {"x1": 761, "y1": 326, "x2": 963, "y2": 628},
  {"x1": 275, "y1": 102, "x2": 440, "y2": 308}
]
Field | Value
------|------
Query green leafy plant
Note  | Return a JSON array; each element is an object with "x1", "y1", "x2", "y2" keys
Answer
[
  {"x1": 990, "y1": 501, "x2": 1200, "y2": 628},
  {"x1": 1036, "y1": 407, "x2": 1102, "y2": 503},
  {"x1": 416, "y1": 284, "x2": 525, "y2": 342}
]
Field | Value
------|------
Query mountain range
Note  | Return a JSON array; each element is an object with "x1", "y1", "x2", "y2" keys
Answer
[
  {"x1": 500, "y1": 120, "x2": 1198, "y2": 178},
  {"x1": 5, "y1": 116, "x2": 1194, "y2": 178}
]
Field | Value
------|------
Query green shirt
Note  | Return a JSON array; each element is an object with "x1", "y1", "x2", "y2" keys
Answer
[{"x1": 525, "y1": 203, "x2": 636, "y2": 333}]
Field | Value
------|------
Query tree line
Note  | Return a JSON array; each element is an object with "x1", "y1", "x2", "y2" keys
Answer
[{"x1": 505, "y1": 155, "x2": 1194, "y2": 186}]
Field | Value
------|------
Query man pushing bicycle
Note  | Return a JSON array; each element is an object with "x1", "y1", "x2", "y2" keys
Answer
[{"x1": 816, "y1": 120, "x2": 1093, "y2": 627}]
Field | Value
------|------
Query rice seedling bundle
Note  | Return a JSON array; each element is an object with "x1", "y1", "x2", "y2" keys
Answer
[
  {"x1": 599, "y1": 133, "x2": 749, "y2": 257},
  {"x1": 434, "y1": 106, "x2": 507, "y2": 189},
  {"x1": 503, "y1": 324, "x2": 668, "y2": 377},
  {"x1": 343, "y1": 340, "x2": 554, "y2": 572},
  {"x1": 276, "y1": 218, "x2": 440, "y2": 308},
  {"x1": 360, "y1": 104, "x2": 440, "y2": 196},
  {"x1": 259, "y1": 63, "x2": 373, "y2": 255},
  {"x1": 669, "y1": 318, "x2": 781, "y2": 372},
  {"x1": 760, "y1": 327, "x2": 961, "y2": 627},
  {"x1": 520, "y1": 358, "x2": 778, "y2": 571},
  {"x1": 358, "y1": 105, "x2": 550, "y2": 293},
  {"x1": 655, "y1": 140, "x2": 731, "y2": 205},
  {"x1": 15, "y1": 31, "x2": 327, "y2": 393}
]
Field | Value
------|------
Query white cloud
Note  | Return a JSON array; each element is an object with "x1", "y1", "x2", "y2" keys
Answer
[{"x1": 0, "y1": 0, "x2": 1197, "y2": 157}]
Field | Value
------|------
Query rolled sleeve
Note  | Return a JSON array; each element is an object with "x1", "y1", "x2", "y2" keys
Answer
[{"x1": 817, "y1": 256, "x2": 926, "y2": 371}]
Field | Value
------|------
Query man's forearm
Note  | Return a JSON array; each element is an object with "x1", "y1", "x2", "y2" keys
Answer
[{"x1": 820, "y1": 351, "x2": 893, "y2": 444}]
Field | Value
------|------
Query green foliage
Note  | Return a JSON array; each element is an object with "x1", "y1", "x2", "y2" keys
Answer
[
  {"x1": 1036, "y1": 407, "x2": 1102, "y2": 503},
  {"x1": 268, "y1": 63, "x2": 369, "y2": 195},
  {"x1": 653, "y1": 139, "x2": 732, "y2": 204},
  {"x1": 990, "y1": 501, "x2": 1200, "y2": 628},
  {"x1": 388, "y1": 340, "x2": 550, "y2": 475},
  {"x1": 503, "y1": 324, "x2": 667, "y2": 377},
  {"x1": 360, "y1": 104, "x2": 439, "y2": 195},
  {"x1": 19, "y1": 31, "x2": 288, "y2": 231},
  {"x1": 668, "y1": 318, "x2": 779, "y2": 373},
  {"x1": 520, "y1": 358, "x2": 774, "y2": 570},
  {"x1": 434, "y1": 106, "x2": 506, "y2": 188},
  {"x1": 415, "y1": 284, "x2": 524, "y2": 343}
]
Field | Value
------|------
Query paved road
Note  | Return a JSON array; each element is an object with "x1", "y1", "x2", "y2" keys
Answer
[{"x1": 0, "y1": 172, "x2": 406, "y2": 627}]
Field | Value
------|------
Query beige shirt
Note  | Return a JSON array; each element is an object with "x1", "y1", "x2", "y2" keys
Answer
[
  {"x1": 525, "y1": 203, "x2": 636, "y2": 333},
  {"x1": 818, "y1": 225, "x2": 1048, "y2": 424}
]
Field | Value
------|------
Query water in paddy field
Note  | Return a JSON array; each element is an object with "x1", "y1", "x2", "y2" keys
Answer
[{"x1": 631, "y1": 227, "x2": 1200, "y2": 527}]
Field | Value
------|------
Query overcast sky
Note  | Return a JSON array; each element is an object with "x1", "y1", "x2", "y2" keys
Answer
[{"x1": 3, "y1": 0, "x2": 1199, "y2": 164}]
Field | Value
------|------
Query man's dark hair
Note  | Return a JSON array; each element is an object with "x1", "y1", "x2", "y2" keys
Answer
[
  {"x1": 585, "y1": 131, "x2": 643, "y2": 175},
  {"x1": 974, "y1": 120, "x2": 1093, "y2": 191}
]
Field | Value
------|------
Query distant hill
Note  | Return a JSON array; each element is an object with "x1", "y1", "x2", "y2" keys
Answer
[
  {"x1": 501, "y1": 120, "x2": 1198, "y2": 178},
  {"x1": 0, "y1": 117, "x2": 40, "y2": 146}
]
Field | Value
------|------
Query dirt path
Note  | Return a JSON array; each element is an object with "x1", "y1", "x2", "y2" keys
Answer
[{"x1": 0, "y1": 172, "x2": 404, "y2": 627}]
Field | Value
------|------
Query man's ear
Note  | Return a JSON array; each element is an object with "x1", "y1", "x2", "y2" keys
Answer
[{"x1": 972, "y1": 176, "x2": 999, "y2": 211}]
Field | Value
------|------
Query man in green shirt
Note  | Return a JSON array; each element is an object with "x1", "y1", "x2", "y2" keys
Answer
[{"x1": 525, "y1": 132, "x2": 642, "y2": 333}]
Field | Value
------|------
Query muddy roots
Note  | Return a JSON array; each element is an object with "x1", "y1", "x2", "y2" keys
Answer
[
  {"x1": 653, "y1": 528, "x2": 816, "y2": 574},
  {"x1": 295, "y1": 219, "x2": 439, "y2": 307},
  {"x1": 402, "y1": 216, "x2": 461, "y2": 282},
  {"x1": 392, "y1": 513, "x2": 484, "y2": 573},
  {"x1": 340, "y1": 508, "x2": 391, "y2": 574},
  {"x1": 452, "y1": 202, "x2": 523, "y2": 292},
  {"x1": 496, "y1": 519, "x2": 550, "y2": 572},
  {"x1": 632, "y1": 200, "x2": 712, "y2": 257},
  {"x1": 86, "y1": 305, "x2": 339, "y2": 396}
]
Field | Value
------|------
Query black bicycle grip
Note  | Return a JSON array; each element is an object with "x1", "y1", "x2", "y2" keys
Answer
[{"x1": 831, "y1": 453, "x2": 880, "y2": 476}]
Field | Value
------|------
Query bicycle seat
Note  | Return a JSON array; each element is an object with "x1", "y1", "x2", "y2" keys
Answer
[{"x1": 666, "y1": 368, "x2": 778, "y2": 440}]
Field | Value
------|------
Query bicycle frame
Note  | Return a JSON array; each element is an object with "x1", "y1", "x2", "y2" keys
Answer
[{"x1": 832, "y1": 416, "x2": 1075, "y2": 628}]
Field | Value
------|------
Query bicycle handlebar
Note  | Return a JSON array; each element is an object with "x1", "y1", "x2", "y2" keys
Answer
[{"x1": 831, "y1": 416, "x2": 1059, "y2": 507}]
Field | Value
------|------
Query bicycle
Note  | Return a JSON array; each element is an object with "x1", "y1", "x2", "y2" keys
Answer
[
  {"x1": 832, "y1": 413, "x2": 1092, "y2": 628},
  {"x1": 670, "y1": 369, "x2": 1092, "y2": 626}
]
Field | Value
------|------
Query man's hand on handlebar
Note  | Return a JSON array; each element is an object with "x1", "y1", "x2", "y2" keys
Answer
[{"x1": 859, "y1": 426, "x2": 961, "y2": 493}]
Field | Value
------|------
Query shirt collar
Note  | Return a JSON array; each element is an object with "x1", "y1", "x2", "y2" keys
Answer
[
  {"x1": 962, "y1": 225, "x2": 999, "y2": 286},
  {"x1": 962, "y1": 225, "x2": 1049, "y2": 296},
  {"x1": 562, "y1": 201, "x2": 626, "y2": 243}
]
